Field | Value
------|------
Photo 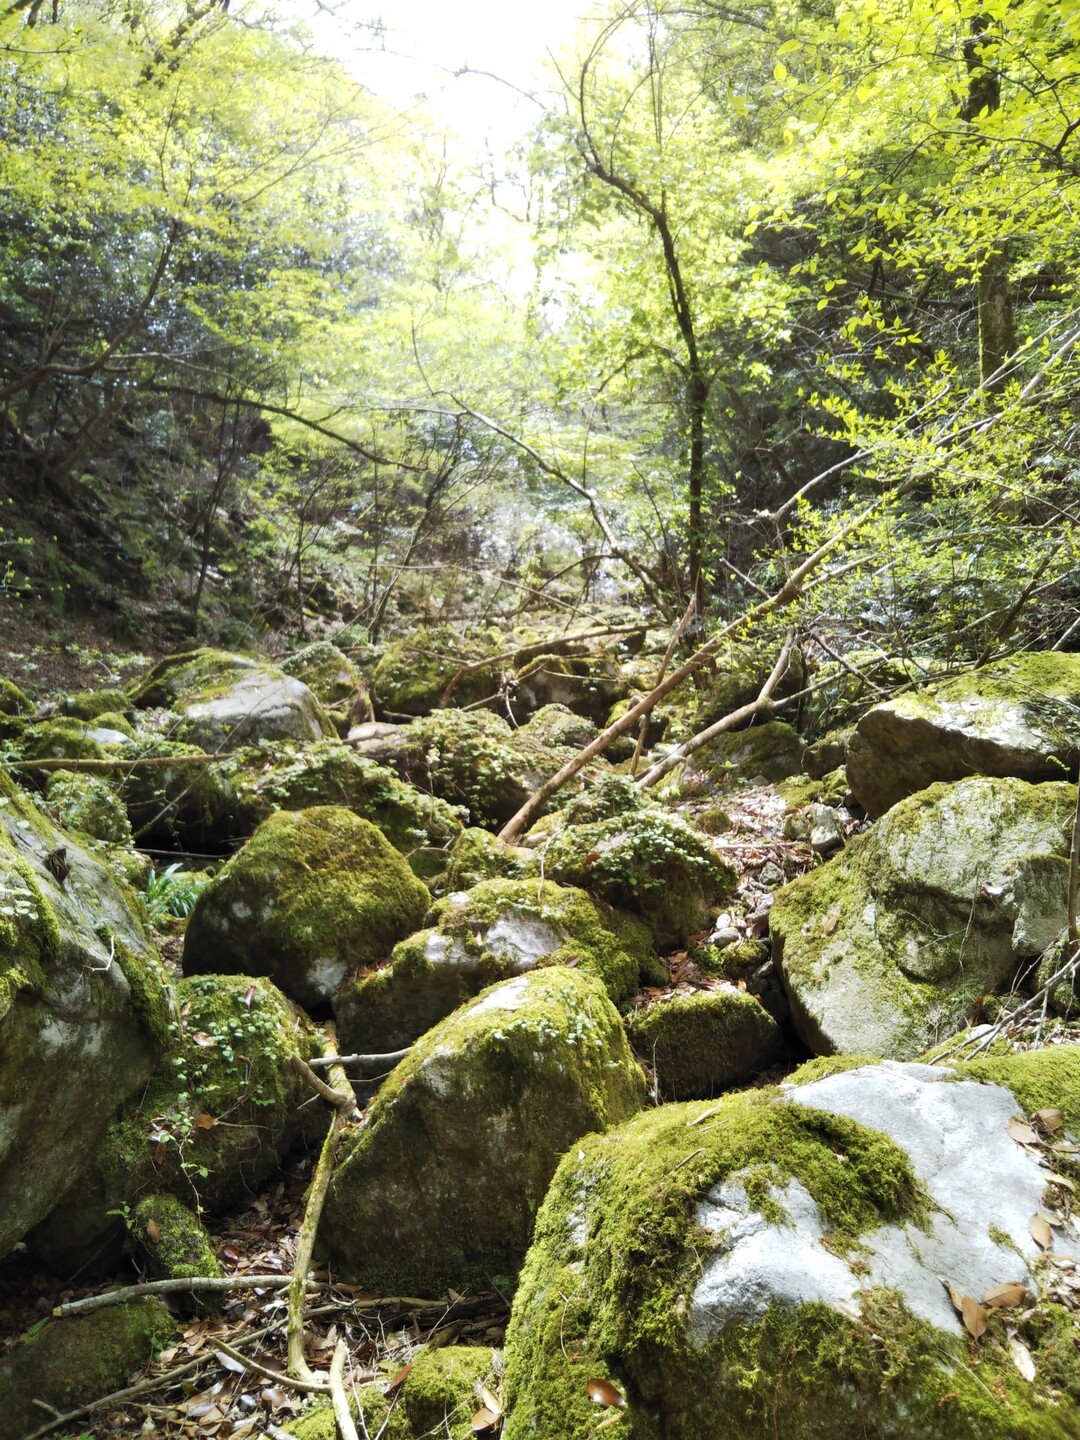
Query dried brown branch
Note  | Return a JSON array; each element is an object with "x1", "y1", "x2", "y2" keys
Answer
[{"x1": 630, "y1": 594, "x2": 697, "y2": 777}]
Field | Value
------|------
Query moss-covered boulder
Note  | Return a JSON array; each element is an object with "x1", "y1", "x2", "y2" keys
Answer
[
  {"x1": 183, "y1": 807, "x2": 429, "y2": 1008},
  {"x1": 443, "y1": 826, "x2": 533, "y2": 891},
  {"x1": 285, "y1": 1345, "x2": 500, "y2": 1440},
  {"x1": 56, "y1": 686, "x2": 132, "y2": 722},
  {"x1": 536, "y1": 808, "x2": 736, "y2": 947},
  {"x1": 509, "y1": 651, "x2": 631, "y2": 725},
  {"x1": 515, "y1": 701, "x2": 598, "y2": 750},
  {"x1": 281, "y1": 641, "x2": 365, "y2": 709},
  {"x1": 0, "y1": 768, "x2": 169, "y2": 1258},
  {"x1": 0, "y1": 676, "x2": 31, "y2": 717},
  {"x1": 847, "y1": 651, "x2": 1080, "y2": 817},
  {"x1": 0, "y1": 1298, "x2": 176, "y2": 1440},
  {"x1": 21, "y1": 716, "x2": 131, "y2": 762},
  {"x1": 696, "y1": 642, "x2": 808, "y2": 729},
  {"x1": 130, "y1": 647, "x2": 327, "y2": 749},
  {"x1": 771, "y1": 776, "x2": 1074, "y2": 1059},
  {"x1": 27, "y1": 973, "x2": 323, "y2": 1274},
  {"x1": 625, "y1": 988, "x2": 785, "y2": 1099},
  {"x1": 44, "y1": 768, "x2": 134, "y2": 845},
  {"x1": 371, "y1": 627, "x2": 498, "y2": 715},
  {"x1": 129, "y1": 1193, "x2": 222, "y2": 1310},
  {"x1": 118, "y1": 734, "x2": 235, "y2": 848},
  {"x1": 692, "y1": 718, "x2": 805, "y2": 786},
  {"x1": 334, "y1": 878, "x2": 656, "y2": 1054},
  {"x1": 502, "y1": 1060, "x2": 1080, "y2": 1440},
  {"x1": 223, "y1": 740, "x2": 465, "y2": 861},
  {"x1": 321, "y1": 968, "x2": 646, "y2": 1295}
]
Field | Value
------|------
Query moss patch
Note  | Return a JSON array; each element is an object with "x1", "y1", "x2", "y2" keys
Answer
[{"x1": 625, "y1": 988, "x2": 785, "y2": 1099}]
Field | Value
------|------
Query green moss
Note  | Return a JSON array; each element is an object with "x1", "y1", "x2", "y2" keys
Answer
[
  {"x1": 787, "y1": 1054, "x2": 885, "y2": 1086},
  {"x1": 776, "y1": 768, "x2": 848, "y2": 811},
  {"x1": 0, "y1": 676, "x2": 31, "y2": 716},
  {"x1": 281, "y1": 641, "x2": 364, "y2": 708},
  {"x1": 323, "y1": 967, "x2": 646, "y2": 1295},
  {"x1": 696, "y1": 937, "x2": 769, "y2": 982},
  {"x1": 59, "y1": 686, "x2": 131, "y2": 721},
  {"x1": 45, "y1": 769, "x2": 133, "y2": 844},
  {"x1": 372, "y1": 628, "x2": 496, "y2": 715},
  {"x1": 22, "y1": 718, "x2": 113, "y2": 763},
  {"x1": 956, "y1": 1045, "x2": 1080, "y2": 1133},
  {"x1": 0, "y1": 1298, "x2": 176, "y2": 1440},
  {"x1": 537, "y1": 808, "x2": 736, "y2": 947},
  {"x1": 694, "y1": 719, "x2": 806, "y2": 786},
  {"x1": 129, "y1": 647, "x2": 259, "y2": 707},
  {"x1": 131, "y1": 1193, "x2": 221, "y2": 1311},
  {"x1": 183, "y1": 807, "x2": 430, "y2": 1008},
  {"x1": 625, "y1": 990, "x2": 783, "y2": 1099},
  {"x1": 443, "y1": 826, "x2": 532, "y2": 890}
]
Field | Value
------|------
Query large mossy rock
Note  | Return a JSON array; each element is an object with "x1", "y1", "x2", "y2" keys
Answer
[
  {"x1": 536, "y1": 808, "x2": 736, "y2": 947},
  {"x1": 771, "y1": 777, "x2": 1074, "y2": 1059},
  {"x1": 285, "y1": 1345, "x2": 500, "y2": 1440},
  {"x1": 27, "y1": 973, "x2": 322, "y2": 1275},
  {"x1": 625, "y1": 988, "x2": 785, "y2": 1100},
  {"x1": 320, "y1": 968, "x2": 646, "y2": 1296},
  {"x1": 509, "y1": 650, "x2": 631, "y2": 725},
  {"x1": 183, "y1": 807, "x2": 430, "y2": 1008},
  {"x1": 223, "y1": 740, "x2": 465, "y2": 859},
  {"x1": 0, "y1": 1298, "x2": 176, "y2": 1440},
  {"x1": 280, "y1": 641, "x2": 365, "y2": 710},
  {"x1": 502, "y1": 1059, "x2": 1080, "y2": 1440},
  {"x1": 118, "y1": 734, "x2": 235, "y2": 847},
  {"x1": 130, "y1": 647, "x2": 327, "y2": 749},
  {"x1": 371, "y1": 628, "x2": 498, "y2": 716},
  {"x1": 691, "y1": 719, "x2": 805, "y2": 786},
  {"x1": 847, "y1": 652, "x2": 1080, "y2": 817},
  {"x1": 44, "y1": 767, "x2": 134, "y2": 845},
  {"x1": 0, "y1": 769, "x2": 169, "y2": 1258},
  {"x1": 334, "y1": 878, "x2": 656, "y2": 1054}
]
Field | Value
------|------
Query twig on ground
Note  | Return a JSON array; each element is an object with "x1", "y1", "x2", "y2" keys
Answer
[
  {"x1": 53, "y1": 1273, "x2": 298, "y2": 1317},
  {"x1": 330, "y1": 1337, "x2": 362, "y2": 1440}
]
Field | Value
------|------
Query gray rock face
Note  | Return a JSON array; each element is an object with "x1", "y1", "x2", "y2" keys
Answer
[
  {"x1": 0, "y1": 772, "x2": 168, "y2": 1257},
  {"x1": 131, "y1": 648, "x2": 326, "y2": 750},
  {"x1": 847, "y1": 651, "x2": 1080, "y2": 816},
  {"x1": 501, "y1": 1055, "x2": 1080, "y2": 1440},
  {"x1": 771, "y1": 776, "x2": 1073, "y2": 1058},
  {"x1": 321, "y1": 968, "x2": 646, "y2": 1296}
]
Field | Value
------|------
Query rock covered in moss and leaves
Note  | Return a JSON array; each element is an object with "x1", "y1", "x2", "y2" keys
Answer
[
  {"x1": 536, "y1": 807, "x2": 736, "y2": 947},
  {"x1": 625, "y1": 988, "x2": 785, "y2": 1100},
  {"x1": 285, "y1": 1345, "x2": 500, "y2": 1440},
  {"x1": 804, "y1": 729, "x2": 852, "y2": 779},
  {"x1": 0, "y1": 1298, "x2": 176, "y2": 1440},
  {"x1": 28, "y1": 973, "x2": 323, "y2": 1275},
  {"x1": 371, "y1": 627, "x2": 499, "y2": 715},
  {"x1": 183, "y1": 807, "x2": 430, "y2": 1008},
  {"x1": 44, "y1": 767, "x2": 134, "y2": 844},
  {"x1": 321, "y1": 968, "x2": 646, "y2": 1296},
  {"x1": 695, "y1": 643, "x2": 808, "y2": 730},
  {"x1": 280, "y1": 641, "x2": 365, "y2": 710},
  {"x1": 443, "y1": 826, "x2": 532, "y2": 891},
  {"x1": 21, "y1": 715, "x2": 131, "y2": 762},
  {"x1": 771, "y1": 777, "x2": 1074, "y2": 1059},
  {"x1": 55, "y1": 686, "x2": 132, "y2": 722},
  {"x1": 0, "y1": 768, "x2": 169, "y2": 1259},
  {"x1": 130, "y1": 647, "x2": 327, "y2": 749},
  {"x1": 502, "y1": 1061, "x2": 1080, "y2": 1440},
  {"x1": 129, "y1": 1193, "x2": 222, "y2": 1310},
  {"x1": 0, "y1": 676, "x2": 31, "y2": 717},
  {"x1": 334, "y1": 878, "x2": 656, "y2": 1054},
  {"x1": 509, "y1": 649, "x2": 631, "y2": 725},
  {"x1": 514, "y1": 701, "x2": 598, "y2": 751},
  {"x1": 693, "y1": 719, "x2": 806, "y2": 786},
  {"x1": 847, "y1": 651, "x2": 1080, "y2": 817},
  {"x1": 223, "y1": 740, "x2": 465, "y2": 859},
  {"x1": 118, "y1": 734, "x2": 234, "y2": 848}
]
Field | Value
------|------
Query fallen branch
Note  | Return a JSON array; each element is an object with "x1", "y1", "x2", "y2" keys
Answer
[
  {"x1": 635, "y1": 629, "x2": 797, "y2": 789},
  {"x1": 290, "y1": 1052, "x2": 362, "y2": 1111},
  {"x1": 288, "y1": 1023, "x2": 357, "y2": 1385},
  {"x1": 630, "y1": 594, "x2": 696, "y2": 777},
  {"x1": 53, "y1": 1273, "x2": 297, "y2": 1317},
  {"x1": 212, "y1": 1337, "x2": 331, "y2": 1394},
  {"x1": 308, "y1": 1048, "x2": 412, "y2": 1071},
  {"x1": 330, "y1": 1337, "x2": 362, "y2": 1440},
  {"x1": 5, "y1": 753, "x2": 232, "y2": 774}
]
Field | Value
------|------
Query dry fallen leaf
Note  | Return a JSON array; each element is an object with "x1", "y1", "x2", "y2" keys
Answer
[
  {"x1": 214, "y1": 1349, "x2": 247, "y2": 1375},
  {"x1": 1032, "y1": 1108, "x2": 1064, "y2": 1134},
  {"x1": 983, "y1": 1282, "x2": 1028, "y2": 1309},
  {"x1": 385, "y1": 1363, "x2": 413, "y2": 1396},
  {"x1": 587, "y1": 1378, "x2": 626, "y2": 1408},
  {"x1": 191, "y1": 1032, "x2": 217, "y2": 1048},
  {"x1": 471, "y1": 1407, "x2": 500, "y2": 1435},
  {"x1": 943, "y1": 1279, "x2": 966, "y2": 1313},
  {"x1": 195, "y1": 1112, "x2": 218, "y2": 1131},
  {"x1": 1007, "y1": 1118, "x2": 1040, "y2": 1147},
  {"x1": 961, "y1": 1295, "x2": 986, "y2": 1341},
  {"x1": 479, "y1": 1384, "x2": 502, "y2": 1417},
  {"x1": 1008, "y1": 1335, "x2": 1037, "y2": 1382},
  {"x1": 145, "y1": 1218, "x2": 161, "y2": 1244},
  {"x1": 1031, "y1": 1214, "x2": 1054, "y2": 1250},
  {"x1": 260, "y1": 1386, "x2": 289, "y2": 1412},
  {"x1": 243, "y1": 985, "x2": 256, "y2": 1009}
]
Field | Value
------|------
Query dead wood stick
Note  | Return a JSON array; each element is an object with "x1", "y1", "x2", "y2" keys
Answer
[
  {"x1": 5, "y1": 753, "x2": 233, "y2": 774},
  {"x1": 308, "y1": 1047, "x2": 412, "y2": 1070},
  {"x1": 53, "y1": 1273, "x2": 297, "y2": 1317},
  {"x1": 331, "y1": 1337, "x2": 362, "y2": 1440},
  {"x1": 630, "y1": 594, "x2": 696, "y2": 777},
  {"x1": 1068, "y1": 781, "x2": 1080, "y2": 952},
  {"x1": 635, "y1": 629, "x2": 797, "y2": 789},
  {"x1": 289, "y1": 1023, "x2": 356, "y2": 1385},
  {"x1": 290, "y1": 1052, "x2": 361, "y2": 1111},
  {"x1": 212, "y1": 1337, "x2": 335, "y2": 1393}
]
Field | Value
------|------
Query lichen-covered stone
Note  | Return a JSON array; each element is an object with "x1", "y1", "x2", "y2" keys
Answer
[
  {"x1": 625, "y1": 988, "x2": 785, "y2": 1099},
  {"x1": 321, "y1": 968, "x2": 646, "y2": 1295},
  {"x1": 536, "y1": 808, "x2": 736, "y2": 947},
  {"x1": 280, "y1": 641, "x2": 365, "y2": 709},
  {"x1": 130, "y1": 647, "x2": 327, "y2": 749},
  {"x1": 45, "y1": 768, "x2": 134, "y2": 845},
  {"x1": 0, "y1": 1298, "x2": 176, "y2": 1440},
  {"x1": 694, "y1": 719, "x2": 806, "y2": 786},
  {"x1": 223, "y1": 740, "x2": 465, "y2": 861},
  {"x1": 371, "y1": 627, "x2": 498, "y2": 715},
  {"x1": 183, "y1": 807, "x2": 430, "y2": 1007},
  {"x1": 28, "y1": 973, "x2": 323, "y2": 1274},
  {"x1": 443, "y1": 827, "x2": 533, "y2": 891},
  {"x1": 335, "y1": 878, "x2": 656, "y2": 1053},
  {"x1": 502, "y1": 1062, "x2": 1080, "y2": 1440},
  {"x1": 771, "y1": 777, "x2": 1074, "y2": 1059},
  {"x1": 285, "y1": 1345, "x2": 499, "y2": 1440},
  {"x1": 847, "y1": 651, "x2": 1080, "y2": 816},
  {"x1": 0, "y1": 677, "x2": 31, "y2": 716},
  {"x1": 0, "y1": 768, "x2": 169, "y2": 1258}
]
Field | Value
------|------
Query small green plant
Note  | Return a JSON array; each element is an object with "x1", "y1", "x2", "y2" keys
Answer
[{"x1": 145, "y1": 862, "x2": 206, "y2": 921}]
